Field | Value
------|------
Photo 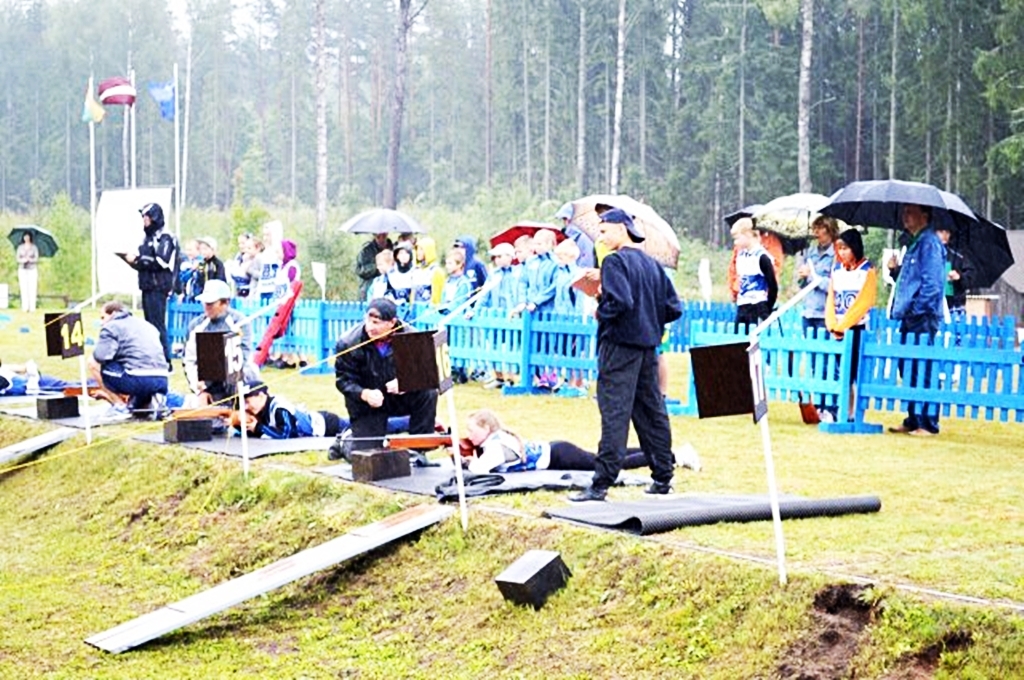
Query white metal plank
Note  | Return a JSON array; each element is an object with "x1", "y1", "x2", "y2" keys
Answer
[
  {"x1": 85, "y1": 504, "x2": 453, "y2": 653},
  {"x1": 0, "y1": 427, "x2": 77, "y2": 467}
]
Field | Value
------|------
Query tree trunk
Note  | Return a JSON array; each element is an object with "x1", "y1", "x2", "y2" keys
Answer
[
  {"x1": 639, "y1": 29, "x2": 646, "y2": 179},
  {"x1": 797, "y1": 0, "x2": 813, "y2": 193},
  {"x1": 576, "y1": 1, "x2": 586, "y2": 194},
  {"x1": 291, "y1": 72, "x2": 297, "y2": 202},
  {"x1": 610, "y1": 0, "x2": 626, "y2": 195},
  {"x1": 339, "y1": 25, "x2": 353, "y2": 187},
  {"x1": 887, "y1": 0, "x2": 898, "y2": 180},
  {"x1": 314, "y1": 0, "x2": 327, "y2": 235},
  {"x1": 543, "y1": 0, "x2": 551, "y2": 200},
  {"x1": 738, "y1": 0, "x2": 747, "y2": 205},
  {"x1": 854, "y1": 16, "x2": 864, "y2": 180},
  {"x1": 521, "y1": 0, "x2": 532, "y2": 192},
  {"x1": 384, "y1": 0, "x2": 419, "y2": 210},
  {"x1": 485, "y1": 0, "x2": 492, "y2": 187}
]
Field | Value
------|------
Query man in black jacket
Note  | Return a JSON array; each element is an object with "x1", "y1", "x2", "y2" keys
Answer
[
  {"x1": 334, "y1": 298, "x2": 438, "y2": 450},
  {"x1": 570, "y1": 208, "x2": 683, "y2": 502},
  {"x1": 934, "y1": 225, "x2": 974, "y2": 321},
  {"x1": 121, "y1": 203, "x2": 178, "y2": 365}
]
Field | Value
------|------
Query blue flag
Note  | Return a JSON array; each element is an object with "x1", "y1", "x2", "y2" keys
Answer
[{"x1": 147, "y1": 81, "x2": 176, "y2": 121}]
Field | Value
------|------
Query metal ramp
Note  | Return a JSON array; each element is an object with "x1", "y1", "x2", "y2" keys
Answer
[
  {"x1": 0, "y1": 427, "x2": 77, "y2": 467},
  {"x1": 85, "y1": 504, "x2": 453, "y2": 653}
]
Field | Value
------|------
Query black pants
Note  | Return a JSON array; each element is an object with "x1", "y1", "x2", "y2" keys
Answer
[
  {"x1": 142, "y1": 289, "x2": 171, "y2": 363},
  {"x1": 550, "y1": 441, "x2": 647, "y2": 471},
  {"x1": 344, "y1": 389, "x2": 438, "y2": 450},
  {"x1": 592, "y1": 343, "x2": 674, "y2": 490},
  {"x1": 320, "y1": 411, "x2": 342, "y2": 437},
  {"x1": 899, "y1": 315, "x2": 941, "y2": 433},
  {"x1": 734, "y1": 301, "x2": 771, "y2": 333}
]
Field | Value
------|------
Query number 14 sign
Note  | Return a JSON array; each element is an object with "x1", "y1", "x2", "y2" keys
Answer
[{"x1": 45, "y1": 312, "x2": 86, "y2": 359}]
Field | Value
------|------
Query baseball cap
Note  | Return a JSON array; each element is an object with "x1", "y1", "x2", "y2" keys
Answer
[
  {"x1": 600, "y1": 207, "x2": 645, "y2": 243},
  {"x1": 366, "y1": 298, "x2": 398, "y2": 322},
  {"x1": 196, "y1": 279, "x2": 232, "y2": 303}
]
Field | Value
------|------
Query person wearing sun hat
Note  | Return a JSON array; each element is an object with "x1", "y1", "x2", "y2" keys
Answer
[
  {"x1": 193, "y1": 235, "x2": 227, "y2": 298},
  {"x1": 183, "y1": 278, "x2": 258, "y2": 407},
  {"x1": 569, "y1": 207, "x2": 682, "y2": 502}
]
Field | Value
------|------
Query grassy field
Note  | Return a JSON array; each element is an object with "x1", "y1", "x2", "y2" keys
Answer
[{"x1": 1, "y1": 306, "x2": 1023, "y2": 678}]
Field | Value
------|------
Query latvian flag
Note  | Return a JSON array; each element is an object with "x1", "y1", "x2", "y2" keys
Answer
[{"x1": 98, "y1": 77, "x2": 137, "y2": 106}]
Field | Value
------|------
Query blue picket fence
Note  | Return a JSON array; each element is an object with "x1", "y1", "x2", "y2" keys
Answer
[
  {"x1": 676, "y1": 314, "x2": 1024, "y2": 431},
  {"x1": 167, "y1": 298, "x2": 1023, "y2": 429}
]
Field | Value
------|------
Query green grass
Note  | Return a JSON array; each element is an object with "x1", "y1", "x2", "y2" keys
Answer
[{"x1": 2, "y1": 307, "x2": 1023, "y2": 678}]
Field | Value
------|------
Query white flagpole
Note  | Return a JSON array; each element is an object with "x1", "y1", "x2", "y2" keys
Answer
[
  {"x1": 88, "y1": 76, "x2": 98, "y2": 305},
  {"x1": 173, "y1": 63, "x2": 181, "y2": 241},
  {"x1": 181, "y1": 38, "x2": 192, "y2": 212},
  {"x1": 130, "y1": 68, "x2": 137, "y2": 189}
]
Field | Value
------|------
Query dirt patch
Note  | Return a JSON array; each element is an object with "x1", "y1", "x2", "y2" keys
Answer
[
  {"x1": 776, "y1": 583, "x2": 877, "y2": 680},
  {"x1": 881, "y1": 629, "x2": 973, "y2": 679}
]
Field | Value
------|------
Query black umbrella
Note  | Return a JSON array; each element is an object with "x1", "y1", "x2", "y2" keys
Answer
[
  {"x1": 339, "y1": 208, "x2": 426, "y2": 235},
  {"x1": 948, "y1": 216, "x2": 1014, "y2": 289},
  {"x1": 8, "y1": 225, "x2": 59, "y2": 258},
  {"x1": 724, "y1": 204, "x2": 762, "y2": 227},
  {"x1": 822, "y1": 179, "x2": 1014, "y2": 288},
  {"x1": 819, "y1": 179, "x2": 977, "y2": 232}
]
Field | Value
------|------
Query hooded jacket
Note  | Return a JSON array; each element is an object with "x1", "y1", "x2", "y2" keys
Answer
[
  {"x1": 132, "y1": 220, "x2": 178, "y2": 293},
  {"x1": 93, "y1": 310, "x2": 168, "y2": 375},
  {"x1": 455, "y1": 235, "x2": 489, "y2": 293}
]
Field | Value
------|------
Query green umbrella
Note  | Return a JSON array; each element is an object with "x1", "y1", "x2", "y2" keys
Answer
[{"x1": 8, "y1": 225, "x2": 59, "y2": 258}]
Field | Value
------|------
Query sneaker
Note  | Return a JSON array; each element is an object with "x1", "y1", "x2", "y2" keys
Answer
[
  {"x1": 483, "y1": 378, "x2": 505, "y2": 390},
  {"x1": 818, "y1": 409, "x2": 835, "y2": 424},
  {"x1": 887, "y1": 424, "x2": 913, "y2": 434},
  {"x1": 568, "y1": 486, "x2": 607, "y2": 502},
  {"x1": 25, "y1": 360, "x2": 40, "y2": 395},
  {"x1": 644, "y1": 482, "x2": 673, "y2": 495},
  {"x1": 149, "y1": 393, "x2": 170, "y2": 421},
  {"x1": 673, "y1": 443, "x2": 702, "y2": 472},
  {"x1": 101, "y1": 403, "x2": 131, "y2": 421},
  {"x1": 908, "y1": 428, "x2": 937, "y2": 437},
  {"x1": 328, "y1": 428, "x2": 354, "y2": 462}
]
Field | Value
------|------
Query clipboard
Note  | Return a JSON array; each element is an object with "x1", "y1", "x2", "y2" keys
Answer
[{"x1": 570, "y1": 268, "x2": 601, "y2": 298}]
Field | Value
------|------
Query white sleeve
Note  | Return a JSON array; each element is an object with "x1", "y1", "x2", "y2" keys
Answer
[{"x1": 468, "y1": 440, "x2": 507, "y2": 474}]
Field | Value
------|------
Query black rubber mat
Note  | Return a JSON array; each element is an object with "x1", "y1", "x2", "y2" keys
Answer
[
  {"x1": 316, "y1": 461, "x2": 647, "y2": 499},
  {"x1": 0, "y1": 404, "x2": 127, "y2": 430},
  {"x1": 134, "y1": 432, "x2": 335, "y2": 459},
  {"x1": 543, "y1": 494, "x2": 882, "y2": 535}
]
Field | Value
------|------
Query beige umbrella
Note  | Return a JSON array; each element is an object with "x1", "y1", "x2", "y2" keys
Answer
[{"x1": 568, "y1": 194, "x2": 680, "y2": 269}]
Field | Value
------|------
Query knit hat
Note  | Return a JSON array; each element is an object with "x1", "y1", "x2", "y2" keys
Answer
[
  {"x1": 366, "y1": 298, "x2": 398, "y2": 322},
  {"x1": 837, "y1": 229, "x2": 865, "y2": 262}
]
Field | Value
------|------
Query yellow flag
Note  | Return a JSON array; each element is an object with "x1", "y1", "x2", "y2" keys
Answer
[{"x1": 81, "y1": 79, "x2": 105, "y2": 124}]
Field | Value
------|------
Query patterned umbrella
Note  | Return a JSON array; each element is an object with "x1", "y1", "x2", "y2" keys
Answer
[{"x1": 567, "y1": 194, "x2": 680, "y2": 269}]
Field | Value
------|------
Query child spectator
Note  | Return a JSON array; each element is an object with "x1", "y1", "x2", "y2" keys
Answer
[
  {"x1": 552, "y1": 238, "x2": 584, "y2": 316},
  {"x1": 439, "y1": 248, "x2": 472, "y2": 314},
  {"x1": 257, "y1": 220, "x2": 284, "y2": 305},
  {"x1": 412, "y1": 236, "x2": 445, "y2": 305},
  {"x1": 825, "y1": 229, "x2": 877, "y2": 422},
  {"x1": 479, "y1": 242, "x2": 519, "y2": 311},
  {"x1": 175, "y1": 239, "x2": 200, "y2": 301},
  {"x1": 366, "y1": 249, "x2": 397, "y2": 302},
  {"x1": 453, "y1": 235, "x2": 489, "y2": 294},
  {"x1": 194, "y1": 236, "x2": 227, "y2": 298},
  {"x1": 731, "y1": 218, "x2": 778, "y2": 329},
  {"x1": 227, "y1": 233, "x2": 257, "y2": 298},
  {"x1": 513, "y1": 229, "x2": 559, "y2": 316},
  {"x1": 388, "y1": 242, "x2": 415, "y2": 303}
]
